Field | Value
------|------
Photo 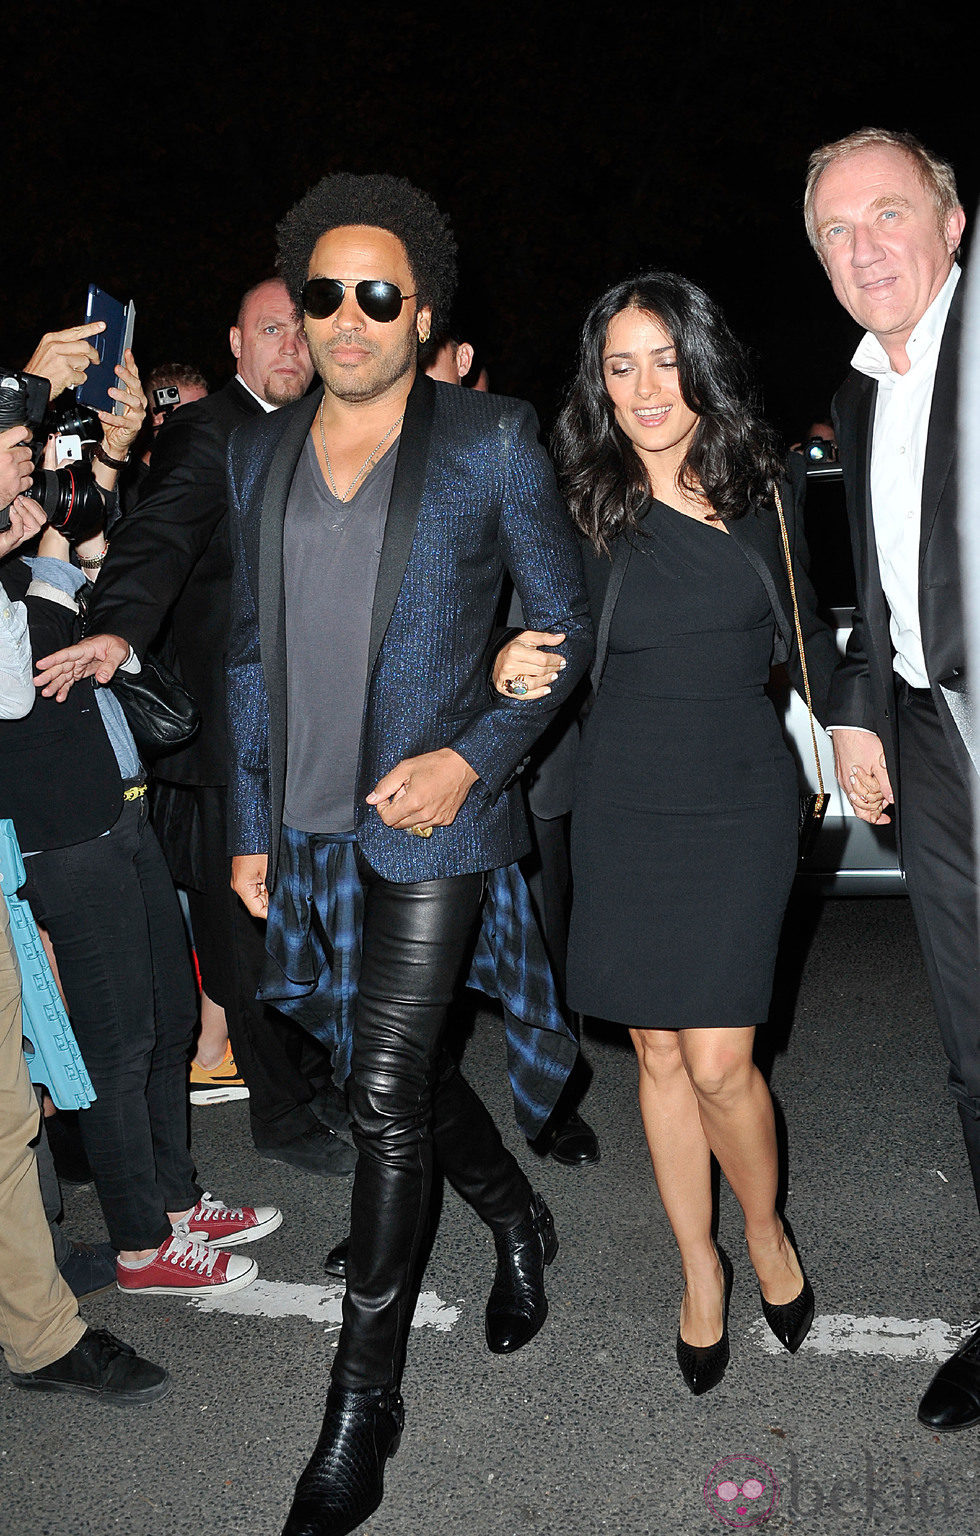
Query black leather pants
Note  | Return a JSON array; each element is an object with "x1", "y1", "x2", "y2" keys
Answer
[{"x1": 332, "y1": 863, "x2": 531, "y2": 1391}]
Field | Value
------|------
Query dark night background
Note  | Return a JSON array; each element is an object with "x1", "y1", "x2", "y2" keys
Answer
[{"x1": 6, "y1": 3, "x2": 974, "y2": 444}]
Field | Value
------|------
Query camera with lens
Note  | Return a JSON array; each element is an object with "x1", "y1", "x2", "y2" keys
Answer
[
  {"x1": 152, "y1": 385, "x2": 181, "y2": 417},
  {"x1": 0, "y1": 369, "x2": 107, "y2": 543},
  {"x1": 802, "y1": 436, "x2": 838, "y2": 465}
]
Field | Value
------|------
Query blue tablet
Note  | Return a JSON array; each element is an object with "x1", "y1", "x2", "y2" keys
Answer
[{"x1": 76, "y1": 285, "x2": 136, "y2": 417}]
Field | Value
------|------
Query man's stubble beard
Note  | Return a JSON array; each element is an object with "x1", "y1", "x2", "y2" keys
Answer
[
  {"x1": 263, "y1": 375, "x2": 310, "y2": 408},
  {"x1": 307, "y1": 329, "x2": 417, "y2": 406}
]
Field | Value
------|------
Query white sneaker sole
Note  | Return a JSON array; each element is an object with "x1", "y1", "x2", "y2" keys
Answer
[
  {"x1": 116, "y1": 1256, "x2": 258, "y2": 1297},
  {"x1": 194, "y1": 1209, "x2": 284, "y2": 1247},
  {"x1": 189, "y1": 1085, "x2": 250, "y2": 1105}
]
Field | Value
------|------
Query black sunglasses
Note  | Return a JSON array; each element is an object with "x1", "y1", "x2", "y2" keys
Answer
[{"x1": 301, "y1": 278, "x2": 417, "y2": 323}]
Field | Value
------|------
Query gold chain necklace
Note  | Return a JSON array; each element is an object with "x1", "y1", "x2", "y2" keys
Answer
[{"x1": 318, "y1": 400, "x2": 404, "y2": 503}]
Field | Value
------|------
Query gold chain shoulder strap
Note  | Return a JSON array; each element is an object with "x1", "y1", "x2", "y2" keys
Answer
[{"x1": 773, "y1": 485, "x2": 825, "y2": 799}]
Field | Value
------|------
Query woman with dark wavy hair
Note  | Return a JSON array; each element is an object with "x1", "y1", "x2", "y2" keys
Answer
[{"x1": 496, "y1": 271, "x2": 874, "y2": 1395}]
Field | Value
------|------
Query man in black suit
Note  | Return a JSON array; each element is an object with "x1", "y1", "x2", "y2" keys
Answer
[
  {"x1": 34, "y1": 280, "x2": 355, "y2": 1179},
  {"x1": 805, "y1": 128, "x2": 980, "y2": 1432}
]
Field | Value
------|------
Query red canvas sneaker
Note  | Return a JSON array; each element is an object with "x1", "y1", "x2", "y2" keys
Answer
[
  {"x1": 116, "y1": 1234, "x2": 258, "y2": 1296},
  {"x1": 172, "y1": 1192, "x2": 283, "y2": 1248}
]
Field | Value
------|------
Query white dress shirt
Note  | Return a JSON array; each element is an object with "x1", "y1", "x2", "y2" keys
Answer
[
  {"x1": 851, "y1": 264, "x2": 961, "y2": 689},
  {"x1": 0, "y1": 594, "x2": 33, "y2": 719},
  {"x1": 235, "y1": 374, "x2": 278, "y2": 413}
]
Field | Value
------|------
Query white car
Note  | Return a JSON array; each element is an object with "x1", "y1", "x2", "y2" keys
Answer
[{"x1": 777, "y1": 462, "x2": 905, "y2": 895}]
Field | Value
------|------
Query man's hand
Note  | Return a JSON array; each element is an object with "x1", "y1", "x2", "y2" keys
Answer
[
  {"x1": 831, "y1": 727, "x2": 895, "y2": 824},
  {"x1": 232, "y1": 854, "x2": 269, "y2": 918},
  {"x1": 366, "y1": 748, "x2": 479, "y2": 831},
  {"x1": 0, "y1": 424, "x2": 35, "y2": 511},
  {"x1": 34, "y1": 633, "x2": 130, "y2": 700},
  {"x1": 0, "y1": 494, "x2": 46, "y2": 560},
  {"x1": 24, "y1": 321, "x2": 105, "y2": 400}
]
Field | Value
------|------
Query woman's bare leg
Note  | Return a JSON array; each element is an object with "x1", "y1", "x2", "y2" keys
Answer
[
  {"x1": 194, "y1": 990, "x2": 230, "y2": 1070},
  {"x1": 678, "y1": 1027, "x2": 803, "y2": 1305},
  {"x1": 629, "y1": 1028, "x2": 725, "y2": 1348}
]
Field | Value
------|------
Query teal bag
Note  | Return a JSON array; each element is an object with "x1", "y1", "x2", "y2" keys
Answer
[{"x1": 0, "y1": 819, "x2": 95, "y2": 1110}]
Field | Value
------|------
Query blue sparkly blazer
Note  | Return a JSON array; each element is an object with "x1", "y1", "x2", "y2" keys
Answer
[{"x1": 225, "y1": 372, "x2": 594, "y2": 887}]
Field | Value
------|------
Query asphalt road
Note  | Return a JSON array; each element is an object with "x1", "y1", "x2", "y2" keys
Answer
[{"x1": 3, "y1": 894, "x2": 978, "y2": 1536}]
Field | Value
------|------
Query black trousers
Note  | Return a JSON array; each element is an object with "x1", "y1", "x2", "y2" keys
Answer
[
  {"x1": 896, "y1": 682, "x2": 980, "y2": 1213},
  {"x1": 333, "y1": 860, "x2": 530, "y2": 1391},
  {"x1": 22, "y1": 796, "x2": 200, "y2": 1251},
  {"x1": 167, "y1": 783, "x2": 328, "y2": 1143}
]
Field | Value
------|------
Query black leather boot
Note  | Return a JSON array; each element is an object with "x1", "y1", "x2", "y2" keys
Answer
[
  {"x1": 485, "y1": 1190, "x2": 558, "y2": 1354},
  {"x1": 281, "y1": 1383, "x2": 404, "y2": 1536},
  {"x1": 323, "y1": 1237, "x2": 349, "y2": 1280}
]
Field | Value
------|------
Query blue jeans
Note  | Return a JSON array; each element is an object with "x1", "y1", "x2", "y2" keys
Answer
[{"x1": 21, "y1": 794, "x2": 200, "y2": 1251}]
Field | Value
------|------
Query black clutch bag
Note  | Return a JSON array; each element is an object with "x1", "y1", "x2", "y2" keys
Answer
[
  {"x1": 798, "y1": 790, "x2": 829, "y2": 862},
  {"x1": 107, "y1": 651, "x2": 201, "y2": 758},
  {"x1": 774, "y1": 487, "x2": 829, "y2": 863}
]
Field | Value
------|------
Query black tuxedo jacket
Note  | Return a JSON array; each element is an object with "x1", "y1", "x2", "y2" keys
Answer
[
  {"x1": 225, "y1": 373, "x2": 594, "y2": 887},
  {"x1": 87, "y1": 377, "x2": 265, "y2": 785},
  {"x1": 828, "y1": 276, "x2": 968, "y2": 784}
]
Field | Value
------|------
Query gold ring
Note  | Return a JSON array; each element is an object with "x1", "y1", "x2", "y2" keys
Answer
[{"x1": 408, "y1": 824, "x2": 433, "y2": 838}]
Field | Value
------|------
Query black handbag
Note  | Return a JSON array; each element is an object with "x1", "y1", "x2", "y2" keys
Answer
[
  {"x1": 106, "y1": 651, "x2": 201, "y2": 758},
  {"x1": 774, "y1": 488, "x2": 828, "y2": 861},
  {"x1": 75, "y1": 586, "x2": 201, "y2": 758}
]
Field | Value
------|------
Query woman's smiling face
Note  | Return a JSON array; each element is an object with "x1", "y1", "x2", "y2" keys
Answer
[{"x1": 602, "y1": 307, "x2": 700, "y2": 485}]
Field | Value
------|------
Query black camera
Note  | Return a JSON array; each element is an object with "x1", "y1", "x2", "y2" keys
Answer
[
  {"x1": 0, "y1": 368, "x2": 50, "y2": 438},
  {"x1": 50, "y1": 398, "x2": 102, "y2": 444},
  {"x1": 802, "y1": 436, "x2": 838, "y2": 464},
  {"x1": 152, "y1": 385, "x2": 181, "y2": 416},
  {"x1": 0, "y1": 368, "x2": 106, "y2": 543}
]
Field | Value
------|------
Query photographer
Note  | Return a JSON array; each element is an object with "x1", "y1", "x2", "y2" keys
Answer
[
  {"x1": 1, "y1": 485, "x2": 169, "y2": 1403},
  {"x1": 2, "y1": 320, "x2": 141, "y2": 564},
  {"x1": 1, "y1": 356, "x2": 281, "y2": 1303}
]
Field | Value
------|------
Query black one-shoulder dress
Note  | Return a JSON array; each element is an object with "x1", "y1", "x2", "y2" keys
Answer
[{"x1": 566, "y1": 500, "x2": 799, "y2": 1031}]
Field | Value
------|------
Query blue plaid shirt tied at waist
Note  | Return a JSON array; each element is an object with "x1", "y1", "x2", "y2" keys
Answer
[{"x1": 259, "y1": 826, "x2": 579, "y2": 1138}]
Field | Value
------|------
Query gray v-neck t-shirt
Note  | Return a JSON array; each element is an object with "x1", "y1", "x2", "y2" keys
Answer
[{"x1": 282, "y1": 433, "x2": 398, "y2": 834}]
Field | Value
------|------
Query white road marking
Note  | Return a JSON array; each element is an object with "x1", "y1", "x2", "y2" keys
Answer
[
  {"x1": 749, "y1": 1312, "x2": 978, "y2": 1361},
  {"x1": 187, "y1": 1279, "x2": 460, "y2": 1332}
]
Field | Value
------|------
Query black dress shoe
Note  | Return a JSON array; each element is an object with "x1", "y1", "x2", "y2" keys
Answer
[
  {"x1": 10, "y1": 1326, "x2": 170, "y2": 1406},
  {"x1": 281, "y1": 1382, "x2": 404, "y2": 1536},
  {"x1": 254, "y1": 1123, "x2": 357, "y2": 1178},
  {"x1": 310, "y1": 1084, "x2": 355, "y2": 1148},
  {"x1": 918, "y1": 1326, "x2": 980, "y2": 1432},
  {"x1": 758, "y1": 1221, "x2": 814, "y2": 1354},
  {"x1": 549, "y1": 1110, "x2": 600, "y2": 1168},
  {"x1": 485, "y1": 1190, "x2": 558, "y2": 1354},
  {"x1": 676, "y1": 1246, "x2": 734, "y2": 1396},
  {"x1": 324, "y1": 1238, "x2": 349, "y2": 1281}
]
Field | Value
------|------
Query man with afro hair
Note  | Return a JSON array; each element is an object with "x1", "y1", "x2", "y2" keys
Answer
[{"x1": 226, "y1": 173, "x2": 594, "y2": 1535}]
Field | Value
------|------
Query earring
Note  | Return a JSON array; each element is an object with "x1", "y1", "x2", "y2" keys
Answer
[{"x1": 418, "y1": 327, "x2": 430, "y2": 344}]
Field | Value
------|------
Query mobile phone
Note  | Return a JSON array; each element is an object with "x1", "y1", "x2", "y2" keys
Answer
[
  {"x1": 76, "y1": 285, "x2": 136, "y2": 417},
  {"x1": 55, "y1": 433, "x2": 84, "y2": 462}
]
